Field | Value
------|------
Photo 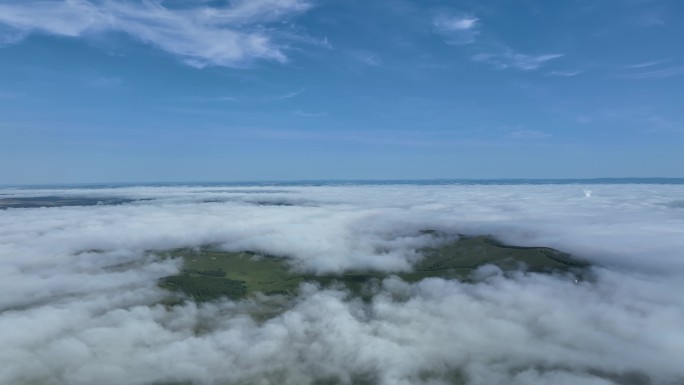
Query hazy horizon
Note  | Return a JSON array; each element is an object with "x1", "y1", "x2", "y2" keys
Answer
[{"x1": 4, "y1": 177, "x2": 684, "y2": 189}]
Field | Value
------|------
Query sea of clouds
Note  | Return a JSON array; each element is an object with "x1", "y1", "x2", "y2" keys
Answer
[{"x1": 1, "y1": 184, "x2": 683, "y2": 385}]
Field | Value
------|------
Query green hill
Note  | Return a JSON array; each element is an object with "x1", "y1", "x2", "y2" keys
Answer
[{"x1": 158, "y1": 234, "x2": 589, "y2": 303}]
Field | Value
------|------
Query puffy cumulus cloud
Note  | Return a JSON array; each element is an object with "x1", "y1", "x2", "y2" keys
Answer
[
  {"x1": 0, "y1": 0, "x2": 313, "y2": 67},
  {"x1": 1, "y1": 183, "x2": 684, "y2": 384}
]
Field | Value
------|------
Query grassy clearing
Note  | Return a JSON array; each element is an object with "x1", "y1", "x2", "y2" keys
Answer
[
  {"x1": 406, "y1": 234, "x2": 586, "y2": 280},
  {"x1": 157, "y1": 234, "x2": 589, "y2": 303},
  {"x1": 159, "y1": 251, "x2": 303, "y2": 300}
]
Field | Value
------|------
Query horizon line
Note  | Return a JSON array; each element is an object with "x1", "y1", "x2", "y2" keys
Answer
[{"x1": 3, "y1": 177, "x2": 684, "y2": 188}]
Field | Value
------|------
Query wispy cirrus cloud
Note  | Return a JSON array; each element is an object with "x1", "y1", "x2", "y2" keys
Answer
[
  {"x1": 0, "y1": 0, "x2": 313, "y2": 68},
  {"x1": 473, "y1": 49, "x2": 563, "y2": 71},
  {"x1": 430, "y1": 11, "x2": 563, "y2": 73},
  {"x1": 432, "y1": 12, "x2": 479, "y2": 45},
  {"x1": 546, "y1": 70, "x2": 582, "y2": 77},
  {"x1": 617, "y1": 60, "x2": 684, "y2": 80},
  {"x1": 624, "y1": 60, "x2": 667, "y2": 69},
  {"x1": 295, "y1": 110, "x2": 327, "y2": 117},
  {"x1": 508, "y1": 129, "x2": 552, "y2": 139},
  {"x1": 275, "y1": 88, "x2": 306, "y2": 100},
  {"x1": 620, "y1": 66, "x2": 684, "y2": 80},
  {"x1": 353, "y1": 51, "x2": 382, "y2": 66}
]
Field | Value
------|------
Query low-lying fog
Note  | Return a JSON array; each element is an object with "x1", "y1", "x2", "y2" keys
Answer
[{"x1": 1, "y1": 184, "x2": 683, "y2": 385}]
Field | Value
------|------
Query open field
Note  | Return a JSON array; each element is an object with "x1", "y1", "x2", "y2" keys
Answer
[
  {"x1": 159, "y1": 250, "x2": 304, "y2": 301},
  {"x1": 159, "y1": 234, "x2": 589, "y2": 303}
]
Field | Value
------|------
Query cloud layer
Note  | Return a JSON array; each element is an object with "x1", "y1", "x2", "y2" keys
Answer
[
  {"x1": 0, "y1": 0, "x2": 312, "y2": 67},
  {"x1": 1, "y1": 183, "x2": 683, "y2": 384}
]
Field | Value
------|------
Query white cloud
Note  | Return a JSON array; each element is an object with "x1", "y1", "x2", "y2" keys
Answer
[
  {"x1": 617, "y1": 59, "x2": 684, "y2": 80},
  {"x1": 473, "y1": 50, "x2": 563, "y2": 71},
  {"x1": 1, "y1": 184, "x2": 684, "y2": 384},
  {"x1": 434, "y1": 15, "x2": 478, "y2": 31},
  {"x1": 618, "y1": 65, "x2": 684, "y2": 80},
  {"x1": 205, "y1": 0, "x2": 312, "y2": 24},
  {"x1": 0, "y1": 0, "x2": 313, "y2": 67},
  {"x1": 432, "y1": 12, "x2": 479, "y2": 44},
  {"x1": 507, "y1": 129, "x2": 552, "y2": 139},
  {"x1": 624, "y1": 60, "x2": 667, "y2": 69},
  {"x1": 354, "y1": 51, "x2": 382, "y2": 66},
  {"x1": 547, "y1": 70, "x2": 582, "y2": 77},
  {"x1": 275, "y1": 88, "x2": 306, "y2": 99},
  {"x1": 295, "y1": 110, "x2": 327, "y2": 117}
]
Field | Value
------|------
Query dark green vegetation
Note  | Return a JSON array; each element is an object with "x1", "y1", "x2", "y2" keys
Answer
[
  {"x1": 158, "y1": 234, "x2": 589, "y2": 303},
  {"x1": 0, "y1": 196, "x2": 134, "y2": 209},
  {"x1": 405, "y1": 233, "x2": 588, "y2": 280},
  {"x1": 159, "y1": 250, "x2": 302, "y2": 301}
]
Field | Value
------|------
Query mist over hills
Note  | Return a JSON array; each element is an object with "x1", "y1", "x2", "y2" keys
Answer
[{"x1": 1, "y1": 183, "x2": 683, "y2": 385}]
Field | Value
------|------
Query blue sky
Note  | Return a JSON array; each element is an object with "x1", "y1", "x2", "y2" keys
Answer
[{"x1": 0, "y1": 0, "x2": 683, "y2": 183}]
